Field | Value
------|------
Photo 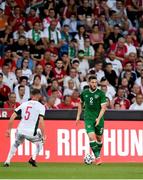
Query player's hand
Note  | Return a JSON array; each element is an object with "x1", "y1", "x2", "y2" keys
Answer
[
  {"x1": 76, "y1": 118, "x2": 80, "y2": 126},
  {"x1": 95, "y1": 118, "x2": 100, "y2": 127},
  {"x1": 42, "y1": 135, "x2": 47, "y2": 144},
  {"x1": 5, "y1": 129, "x2": 11, "y2": 137}
]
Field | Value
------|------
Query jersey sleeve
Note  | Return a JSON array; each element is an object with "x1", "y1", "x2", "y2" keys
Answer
[
  {"x1": 39, "y1": 105, "x2": 46, "y2": 117},
  {"x1": 14, "y1": 104, "x2": 23, "y2": 115},
  {"x1": 100, "y1": 91, "x2": 107, "y2": 105}
]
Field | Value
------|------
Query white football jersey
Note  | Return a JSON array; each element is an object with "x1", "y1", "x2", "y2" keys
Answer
[{"x1": 15, "y1": 100, "x2": 45, "y2": 136}]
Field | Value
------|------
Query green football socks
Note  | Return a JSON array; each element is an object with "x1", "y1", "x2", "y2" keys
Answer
[{"x1": 90, "y1": 141, "x2": 103, "y2": 158}]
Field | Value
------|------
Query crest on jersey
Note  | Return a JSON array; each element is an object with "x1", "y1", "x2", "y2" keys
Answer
[
  {"x1": 87, "y1": 125, "x2": 91, "y2": 128},
  {"x1": 94, "y1": 95, "x2": 99, "y2": 99}
]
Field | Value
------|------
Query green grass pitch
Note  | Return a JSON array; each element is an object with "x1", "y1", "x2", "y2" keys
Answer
[{"x1": 0, "y1": 163, "x2": 143, "y2": 179}]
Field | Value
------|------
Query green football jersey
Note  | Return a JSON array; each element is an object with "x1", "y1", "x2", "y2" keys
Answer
[{"x1": 81, "y1": 88, "x2": 106, "y2": 121}]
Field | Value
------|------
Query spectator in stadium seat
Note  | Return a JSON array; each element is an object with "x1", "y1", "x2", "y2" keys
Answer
[
  {"x1": 78, "y1": 50, "x2": 89, "y2": 78},
  {"x1": 4, "y1": 92, "x2": 20, "y2": 108},
  {"x1": 14, "y1": 76, "x2": 30, "y2": 102},
  {"x1": 30, "y1": 74, "x2": 48, "y2": 101},
  {"x1": 0, "y1": 8, "x2": 8, "y2": 32},
  {"x1": 57, "y1": 95, "x2": 74, "y2": 109},
  {"x1": 100, "y1": 77, "x2": 116, "y2": 100},
  {"x1": 0, "y1": 72, "x2": 11, "y2": 107},
  {"x1": 128, "y1": 84, "x2": 141, "y2": 104},
  {"x1": 110, "y1": 37, "x2": 127, "y2": 62},
  {"x1": 45, "y1": 96, "x2": 57, "y2": 110},
  {"x1": 93, "y1": 0, "x2": 110, "y2": 18},
  {"x1": 71, "y1": 58, "x2": 80, "y2": 72},
  {"x1": 90, "y1": 24, "x2": 104, "y2": 48},
  {"x1": 104, "y1": 63, "x2": 118, "y2": 87},
  {"x1": 63, "y1": 79, "x2": 75, "y2": 96},
  {"x1": 13, "y1": 24, "x2": 27, "y2": 42},
  {"x1": 97, "y1": 13, "x2": 110, "y2": 36},
  {"x1": 125, "y1": 34, "x2": 137, "y2": 56},
  {"x1": 125, "y1": 0, "x2": 142, "y2": 27},
  {"x1": 16, "y1": 85, "x2": 27, "y2": 104},
  {"x1": 52, "y1": 59, "x2": 66, "y2": 87},
  {"x1": 77, "y1": 0, "x2": 93, "y2": 23},
  {"x1": 15, "y1": 68, "x2": 22, "y2": 85},
  {"x1": 63, "y1": 67, "x2": 80, "y2": 90},
  {"x1": 21, "y1": 58, "x2": 32, "y2": 80},
  {"x1": 43, "y1": 8, "x2": 61, "y2": 30},
  {"x1": 71, "y1": 89, "x2": 80, "y2": 108},
  {"x1": 61, "y1": 0, "x2": 77, "y2": 20},
  {"x1": 0, "y1": 26, "x2": 13, "y2": 48},
  {"x1": 43, "y1": 19, "x2": 62, "y2": 49},
  {"x1": 31, "y1": 64, "x2": 47, "y2": 86},
  {"x1": 84, "y1": 36, "x2": 95, "y2": 68},
  {"x1": 119, "y1": 78, "x2": 130, "y2": 98},
  {"x1": 39, "y1": 50, "x2": 55, "y2": 69},
  {"x1": 105, "y1": 51, "x2": 122, "y2": 77},
  {"x1": 108, "y1": 10, "x2": 120, "y2": 28},
  {"x1": 129, "y1": 94, "x2": 143, "y2": 110},
  {"x1": 51, "y1": 89, "x2": 61, "y2": 107},
  {"x1": 94, "y1": 43, "x2": 105, "y2": 62},
  {"x1": 114, "y1": 102, "x2": 121, "y2": 110},
  {"x1": 27, "y1": 21, "x2": 44, "y2": 59},
  {"x1": 12, "y1": 36, "x2": 28, "y2": 59},
  {"x1": 135, "y1": 61, "x2": 143, "y2": 78},
  {"x1": 61, "y1": 24, "x2": 72, "y2": 45},
  {"x1": 68, "y1": 38, "x2": 78, "y2": 60},
  {"x1": 88, "y1": 61, "x2": 105, "y2": 83},
  {"x1": 16, "y1": 49, "x2": 34, "y2": 71},
  {"x1": 61, "y1": 52, "x2": 71, "y2": 74},
  {"x1": 100, "y1": 82, "x2": 113, "y2": 101},
  {"x1": 113, "y1": 87, "x2": 130, "y2": 109},
  {"x1": 47, "y1": 78, "x2": 62, "y2": 98},
  {"x1": 9, "y1": 6, "x2": 25, "y2": 31},
  {"x1": 26, "y1": 7, "x2": 41, "y2": 30},
  {"x1": 75, "y1": 25, "x2": 86, "y2": 50},
  {"x1": 0, "y1": 49, "x2": 16, "y2": 71},
  {"x1": 106, "y1": 97, "x2": 113, "y2": 109},
  {"x1": 122, "y1": 52, "x2": 137, "y2": 69},
  {"x1": 0, "y1": 63, "x2": 17, "y2": 90},
  {"x1": 106, "y1": 24, "x2": 123, "y2": 47},
  {"x1": 62, "y1": 13, "x2": 78, "y2": 38},
  {"x1": 120, "y1": 61, "x2": 137, "y2": 82},
  {"x1": 43, "y1": 63, "x2": 54, "y2": 87},
  {"x1": 47, "y1": 40, "x2": 58, "y2": 61}
]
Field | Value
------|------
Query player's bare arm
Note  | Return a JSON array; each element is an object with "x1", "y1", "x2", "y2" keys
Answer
[
  {"x1": 76, "y1": 101, "x2": 83, "y2": 125},
  {"x1": 39, "y1": 116, "x2": 46, "y2": 143},
  {"x1": 95, "y1": 103, "x2": 107, "y2": 127},
  {"x1": 6, "y1": 112, "x2": 18, "y2": 137}
]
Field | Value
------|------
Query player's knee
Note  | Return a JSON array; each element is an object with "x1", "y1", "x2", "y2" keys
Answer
[
  {"x1": 96, "y1": 135, "x2": 102, "y2": 142},
  {"x1": 88, "y1": 132, "x2": 96, "y2": 141}
]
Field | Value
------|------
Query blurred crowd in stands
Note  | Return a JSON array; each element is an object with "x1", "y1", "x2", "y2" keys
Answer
[{"x1": 0, "y1": 0, "x2": 143, "y2": 110}]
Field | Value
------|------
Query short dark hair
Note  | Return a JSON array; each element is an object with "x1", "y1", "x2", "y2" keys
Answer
[
  {"x1": 18, "y1": 85, "x2": 25, "y2": 90},
  {"x1": 88, "y1": 75, "x2": 97, "y2": 81},
  {"x1": 31, "y1": 89, "x2": 41, "y2": 96},
  {"x1": 105, "y1": 63, "x2": 112, "y2": 67},
  {"x1": 20, "y1": 76, "x2": 28, "y2": 82}
]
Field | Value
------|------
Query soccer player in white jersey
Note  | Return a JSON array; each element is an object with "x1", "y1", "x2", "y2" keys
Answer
[{"x1": 4, "y1": 89, "x2": 46, "y2": 167}]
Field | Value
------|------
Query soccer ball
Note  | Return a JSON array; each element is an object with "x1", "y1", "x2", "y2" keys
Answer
[{"x1": 84, "y1": 154, "x2": 94, "y2": 165}]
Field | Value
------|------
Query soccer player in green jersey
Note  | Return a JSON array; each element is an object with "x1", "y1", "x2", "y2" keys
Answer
[{"x1": 76, "y1": 75, "x2": 107, "y2": 165}]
